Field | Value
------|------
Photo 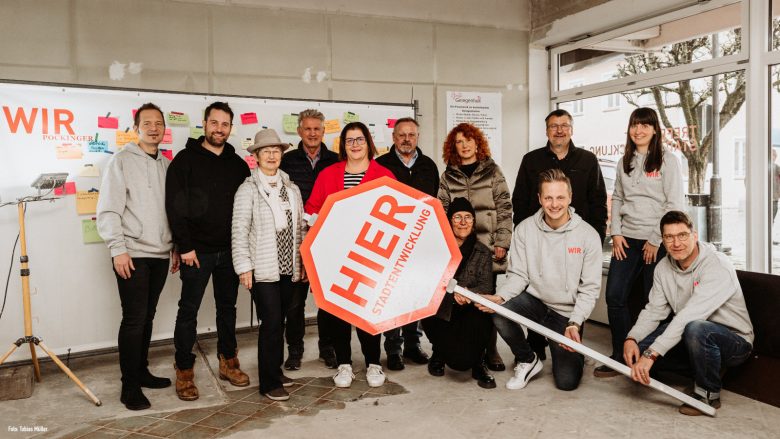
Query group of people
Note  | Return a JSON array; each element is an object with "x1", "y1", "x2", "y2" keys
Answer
[{"x1": 96, "y1": 101, "x2": 754, "y2": 418}]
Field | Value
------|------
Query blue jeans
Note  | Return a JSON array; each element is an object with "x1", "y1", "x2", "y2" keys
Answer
[
  {"x1": 493, "y1": 293, "x2": 584, "y2": 391},
  {"x1": 383, "y1": 322, "x2": 424, "y2": 356},
  {"x1": 606, "y1": 237, "x2": 666, "y2": 360},
  {"x1": 638, "y1": 320, "x2": 752, "y2": 395},
  {"x1": 174, "y1": 250, "x2": 240, "y2": 369}
]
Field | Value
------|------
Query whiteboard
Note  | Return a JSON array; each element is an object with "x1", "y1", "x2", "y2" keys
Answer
[{"x1": 0, "y1": 81, "x2": 414, "y2": 361}]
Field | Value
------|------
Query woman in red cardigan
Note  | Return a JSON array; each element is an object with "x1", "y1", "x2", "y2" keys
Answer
[{"x1": 305, "y1": 121, "x2": 395, "y2": 389}]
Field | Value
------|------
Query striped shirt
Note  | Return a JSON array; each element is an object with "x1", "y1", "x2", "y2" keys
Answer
[{"x1": 343, "y1": 171, "x2": 366, "y2": 189}]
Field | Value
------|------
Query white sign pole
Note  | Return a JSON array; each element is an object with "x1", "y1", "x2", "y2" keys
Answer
[{"x1": 445, "y1": 280, "x2": 716, "y2": 417}]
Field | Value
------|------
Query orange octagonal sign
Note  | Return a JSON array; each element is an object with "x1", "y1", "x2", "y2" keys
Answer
[{"x1": 301, "y1": 176, "x2": 462, "y2": 335}]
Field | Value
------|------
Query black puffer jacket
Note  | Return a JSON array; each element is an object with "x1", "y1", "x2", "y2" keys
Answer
[
  {"x1": 375, "y1": 146, "x2": 439, "y2": 197},
  {"x1": 279, "y1": 142, "x2": 339, "y2": 203}
]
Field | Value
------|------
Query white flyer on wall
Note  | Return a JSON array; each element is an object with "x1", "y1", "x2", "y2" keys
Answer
[{"x1": 446, "y1": 91, "x2": 502, "y2": 165}]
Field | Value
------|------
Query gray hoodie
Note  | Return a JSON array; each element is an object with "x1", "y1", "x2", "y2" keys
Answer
[
  {"x1": 496, "y1": 207, "x2": 602, "y2": 325},
  {"x1": 611, "y1": 152, "x2": 684, "y2": 246},
  {"x1": 97, "y1": 142, "x2": 172, "y2": 258},
  {"x1": 627, "y1": 242, "x2": 754, "y2": 356}
]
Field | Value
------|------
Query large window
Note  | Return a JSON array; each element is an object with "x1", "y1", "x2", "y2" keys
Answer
[
  {"x1": 771, "y1": 65, "x2": 780, "y2": 272},
  {"x1": 557, "y1": 72, "x2": 747, "y2": 268},
  {"x1": 556, "y1": 2, "x2": 742, "y2": 92}
]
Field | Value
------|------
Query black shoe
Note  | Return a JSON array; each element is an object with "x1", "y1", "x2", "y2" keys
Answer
[
  {"x1": 403, "y1": 346, "x2": 430, "y2": 365},
  {"x1": 486, "y1": 352, "x2": 505, "y2": 372},
  {"x1": 428, "y1": 357, "x2": 445, "y2": 377},
  {"x1": 387, "y1": 354, "x2": 405, "y2": 371},
  {"x1": 284, "y1": 355, "x2": 302, "y2": 371},
  {"x1": 471, "y1": 364, "x2": 496, "y2": 389},
  {"x1": 319, "y1": 348, "x2": 338, "y2": 369},
  {"x1": 120, "y1": 386, "x2": 151, "y2": 411},
  {"x1": 139, "y1": 370, "x2": 171, "y2": 389},
  {"x1": 281, "y1": 374, "x2": 295, "y2": 388},
  {"x1": 593, "y1": 364, "x2": 621, "y2": 378}
]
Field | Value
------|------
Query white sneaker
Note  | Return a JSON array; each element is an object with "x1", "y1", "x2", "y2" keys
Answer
[
  {"x1": 506, "y1": 354, "x2": 542, "y2": 390},
  {"x1": 333, "y1": 364, "x2": 354, "y2": 388},
  {"x1": 366, "y1": 364, "x2": 386, "y2": 387}
]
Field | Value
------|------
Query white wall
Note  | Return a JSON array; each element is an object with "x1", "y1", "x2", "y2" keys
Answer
[{"x1": 0, "y1": 0, "x2": 531, "y2": 360}]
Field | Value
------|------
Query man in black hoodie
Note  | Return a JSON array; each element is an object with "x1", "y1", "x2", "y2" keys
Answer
[
  {"x1": 279, "y1": 109, "x2": 339, "y2": 370},
  {"x1": 375, "y1": 117, "x2": 438, "y2": 370},
  {"x1": 166, "y1": 102, "x2": 251, "y2": 401}
]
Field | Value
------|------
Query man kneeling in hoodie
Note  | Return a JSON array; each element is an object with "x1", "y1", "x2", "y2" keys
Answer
[
  {"x1": 476, "y1": 168, "x2": 601, "y2": 391},
  {"x1": 624, "y1": 210, "x2": 753, "y2": 416}
]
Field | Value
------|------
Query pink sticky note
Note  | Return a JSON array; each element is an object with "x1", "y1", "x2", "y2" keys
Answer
[
  {"x1": 55, "y1": 181, "x2": 77, "y2": 196},
  {"x1": 162, "y1": 128, "x2": 173, "y2": 144},
  {"x1": 241, "y1": 112, "x2": 258, "y2": 125},
  {"x1": 132, "y1": 109, "x2": 138, "y2": 119},
  {"x1": 161, "y1": 149, "x2": 173, "y2": 160},
  {"x1": 244, "y1": 155, "x2": 257, "y2": 169},
  {"x1": 387, "y1": 119, "x2": 397, "y2": 128},
  {"x1": 98, "y1": 116, "x2": 119, "y2": 129}
]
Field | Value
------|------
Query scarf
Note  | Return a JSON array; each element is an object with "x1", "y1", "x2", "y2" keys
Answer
[{"x1": 254, "y1": 170, "x2": 288, "y2": 232}]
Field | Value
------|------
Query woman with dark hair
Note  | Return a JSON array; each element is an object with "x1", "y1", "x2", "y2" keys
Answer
[
  {"x1": 305, "y1": 121, "x2": 395, "y2": 389},
  {"x1": 594, "y1": 107, "x2": 684, "y2": 377},
  {"x1": 437, "y1": 122, "x2": 512, "y2": 371},
  {"x1": 423, "y1": 197, "x2": 496, "y2": 388}
]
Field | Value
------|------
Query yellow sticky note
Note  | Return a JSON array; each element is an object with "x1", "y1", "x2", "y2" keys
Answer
[
  {"x1": 56, "y1": 143, "x2": 83, "y2": 160},
  {"x1": 324, "y1": 119, "x2": 341, "y2": 134},
  {"x1": 189, "y1": 126, "x2": 204, "y2": 139},
  {"x1": 332, "y1": 136, "x2": 340, "y2": 153},
  {"x1": 282, "y1": 114, "x2": 298, "y2": 134},
  {"x1": 241, "y1": 138, "x2": 254, "y2": 150},
  {"x1": 167, "y1": 112, "x2": 190, "y2": 126},
  {"x1": 116, "y1": 130, "x2": 139, "y2": 147},
  {"x1": 82, "y1": 218, "x2": 103, "y2": 244},
  {"x1": 343, "y1": 112, "x2": 359, "y2": 123},
  {"x1": 76, "y1": 191, "x2": 99, "y2": 215}
]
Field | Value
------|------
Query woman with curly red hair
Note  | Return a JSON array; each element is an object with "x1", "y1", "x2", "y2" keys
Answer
[{"x1": 437, "y1": 122, "x2": 512, "y2": 371}]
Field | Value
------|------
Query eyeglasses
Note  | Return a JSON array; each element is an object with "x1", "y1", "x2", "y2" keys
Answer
[
  {"x1": 662, "y1": 232, "x2": 691, "y2": 244},
  {"x1": 345, "y1": 137, "x2": 367, "y2": 146},
  {"x1": 547, "y1": 124, "x2": 572, "y2": 131},
  {"x1": 259, "y1": 148, "x2": 282, "y2": 156},
  {"x1": 451, "y1": 214, "x2": 474, "y2": 224}
]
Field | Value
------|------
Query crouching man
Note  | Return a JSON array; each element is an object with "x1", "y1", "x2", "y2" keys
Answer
[
  {"x1": 477, "y1": 168, "x2": 602, "y2": 391},
  {"x1": 625, "y1": 210, "x2": 753, "y2": 416}
]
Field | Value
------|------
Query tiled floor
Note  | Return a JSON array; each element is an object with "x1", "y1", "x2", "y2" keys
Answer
[
  {"x1": 43, "y1": 375, "x2": 406, "y2": 438},
  {"x1": 3, "y1": 325, "x2": 780, "y2": 439}
]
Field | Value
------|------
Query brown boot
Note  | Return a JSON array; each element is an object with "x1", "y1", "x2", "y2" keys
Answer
[
  {"x1": 174, "y1": 365, "x2": 199, "y2": 401},
  {"x1": 219, "y1": 354, "x2": 250, "y2": 387}
]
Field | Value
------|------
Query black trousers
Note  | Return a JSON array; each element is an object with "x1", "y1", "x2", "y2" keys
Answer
[
  {"x1": 319, "y1": 310, "x2": 380, "y2": 367},
  {"x1": 251, "y1": 275, "x2": 293, "y2": 393},
  {"x1": 174, "y1": 250, "x2": 239, "y2": 369},
  {"x1": 114, "y1": 257, "x2": 169, "y2": 387},
  {"x1": 423, "y1": 304, "x2": 491, "y2": 371},
  {"x1": 285, "y1": 281, "x2": 308, "y2": 356}
]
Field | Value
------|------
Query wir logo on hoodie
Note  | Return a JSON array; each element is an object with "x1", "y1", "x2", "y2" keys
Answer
[{"x1": 567, "y1": 247, "x2": 582, "y2": 254}]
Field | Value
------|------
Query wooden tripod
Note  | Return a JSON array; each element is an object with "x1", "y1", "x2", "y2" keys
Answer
[{"x1": 0, "y1": 201, "x2": 101, "y2": 406}]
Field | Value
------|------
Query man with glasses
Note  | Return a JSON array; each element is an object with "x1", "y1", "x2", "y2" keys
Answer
[
  {"x1": 478, "y1": 169, "x2": 601, "y2": 391},
  {"x1": 376, "y1": 117, "x2": 438, "y2": 370},
  {"x1": 624, "y1": 210, "x2": 753, "y2": 416},
  {"x1": 280, "y1": 109, "x2": 340, "y2": 370},
  {"x1": 510, "y1": 109, "x2": 607, "y2": 360},
  {"x1": 166, "y1": 102, "x2": 251, "y2": 401}
]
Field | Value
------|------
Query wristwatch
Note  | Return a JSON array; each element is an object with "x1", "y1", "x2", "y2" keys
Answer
[{"x1": 642, "y1": 349, "x2": 659, "y2": 361}]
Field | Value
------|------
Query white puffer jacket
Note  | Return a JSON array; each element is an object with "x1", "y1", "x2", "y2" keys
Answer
[{"x1": 231, "y1": 169, "x2": 305, "y2": 282}]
